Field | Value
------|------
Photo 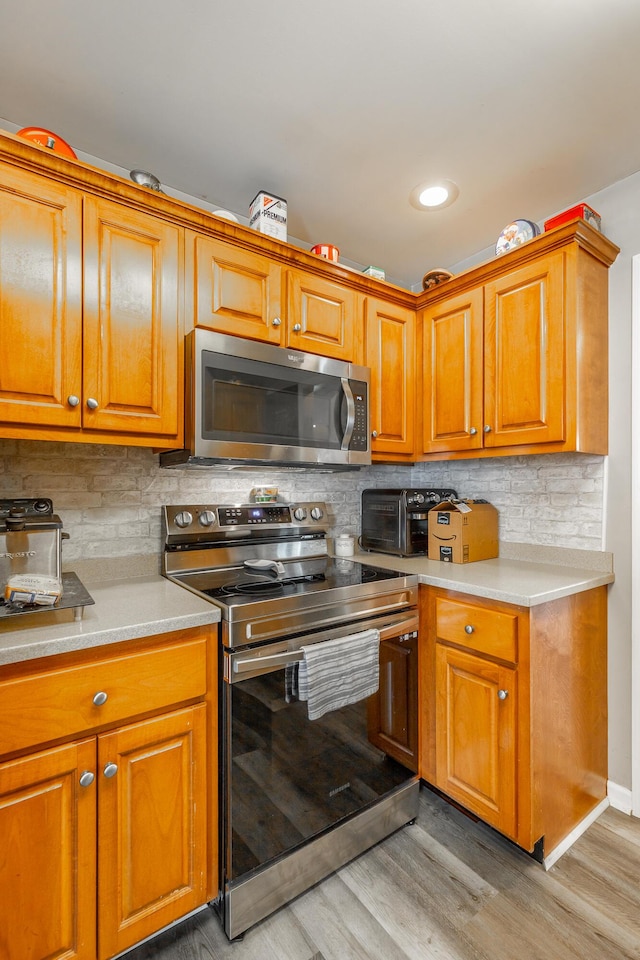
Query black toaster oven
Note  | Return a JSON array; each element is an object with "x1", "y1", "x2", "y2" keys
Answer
[{"x1": 360, "y1": 487, "x2": 458, "y2": 557}]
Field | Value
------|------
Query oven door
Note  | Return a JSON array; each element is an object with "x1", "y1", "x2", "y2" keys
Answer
[{"x1": 220, "y1": 610, "x2": 419, "y2": 937}]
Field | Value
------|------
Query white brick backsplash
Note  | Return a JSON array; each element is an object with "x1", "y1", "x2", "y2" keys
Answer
[{"x1": 0, "y1": 441, "x2": 606, "y2": 559}]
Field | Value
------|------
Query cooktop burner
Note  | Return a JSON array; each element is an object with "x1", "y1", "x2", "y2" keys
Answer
[{"x1": 188, "y1": 557, "x2": 398, "y2": 607}]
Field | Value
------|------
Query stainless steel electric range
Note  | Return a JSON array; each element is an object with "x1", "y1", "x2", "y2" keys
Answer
[{"x1": 162, "y1": 501, "x2": 420, "y2": 939}]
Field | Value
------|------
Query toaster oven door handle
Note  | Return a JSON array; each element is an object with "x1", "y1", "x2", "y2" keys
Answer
[{"x1": 340, "y1": 378, "x2": 355, "y2": 450}]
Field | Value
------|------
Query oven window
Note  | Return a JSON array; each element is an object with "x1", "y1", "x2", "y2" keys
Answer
[
  {"x1": 202, "y1": 352, "x2": 345, "y2": 449},
  {"x1": 226, "y1": 668, "x2": 412, "y2": 881}
]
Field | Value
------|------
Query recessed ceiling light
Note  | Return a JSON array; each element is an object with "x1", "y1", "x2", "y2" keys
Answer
[{"x1": 410, "y1": 179, "x2": 459, "y2": 211}]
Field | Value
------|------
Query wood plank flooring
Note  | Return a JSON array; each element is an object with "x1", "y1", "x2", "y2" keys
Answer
[{"x1": 123, "y1": 787, "x2": 640, "y2": 960}]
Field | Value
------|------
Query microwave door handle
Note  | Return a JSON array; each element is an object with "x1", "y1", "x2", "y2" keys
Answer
[{"x1": 341, "y1": 379, "x2": 355, "y2": 451}]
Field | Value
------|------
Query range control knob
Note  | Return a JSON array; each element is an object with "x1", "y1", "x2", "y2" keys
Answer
[
  {"x1": 427, "y1": 492, "x2": 441, "y2": 503},
  {"x1": 412, "y1": 493, "x2": 425, "y2": 505},
  {"x1": 198, "y1": 510, "x2": 216, "y2": 527},
  {"x1": 174, "y1": 511, "x2": 193, "y2": 529},
  {"x1": 310, "y1": 506, "x2": 324, "y2": 521},
  {"x1": 293, "y1": 507, "x2": 307, "y2": 521}
]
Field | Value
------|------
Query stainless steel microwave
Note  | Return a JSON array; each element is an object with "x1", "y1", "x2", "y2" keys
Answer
[{"x1": 160, "y1": 329, "x2": 371, "y2": 469}]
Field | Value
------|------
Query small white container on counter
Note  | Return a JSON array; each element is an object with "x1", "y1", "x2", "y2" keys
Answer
[{"x1": 334, "y1": 534, "x2": 355, "y2": 557}]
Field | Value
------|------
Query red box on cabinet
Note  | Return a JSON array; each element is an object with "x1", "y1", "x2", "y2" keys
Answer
[{"x1": 544, "y1": 203, "x2": 601, "y2": 232}]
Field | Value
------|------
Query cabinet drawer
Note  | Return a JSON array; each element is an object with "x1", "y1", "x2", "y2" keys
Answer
[
  {"x1": 435, "y1": 597, "x2": 518, "y2": 663},
  {"x1": 0, "y1": 636, "x2": 207, "y2": 756}
]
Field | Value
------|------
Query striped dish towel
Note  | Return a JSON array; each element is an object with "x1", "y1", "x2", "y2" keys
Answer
[{"x1": 298, "y1": 628, "x2": 380, "y2": 721}]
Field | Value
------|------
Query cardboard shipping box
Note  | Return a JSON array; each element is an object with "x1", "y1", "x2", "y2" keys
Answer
[{"x1": 428, "y1": 500, "x2": 498, "y2": 563}]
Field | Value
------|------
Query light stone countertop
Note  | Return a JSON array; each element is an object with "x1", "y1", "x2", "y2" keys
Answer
[
  {"x1": 351, "y1": 546, "x2": 614, "y2": 607},
  {"x1": 0, "y1": 575, "x2": 219, "y2": 667},
  {"x1": 0, "y1": 544, "x2": 614, "y2": 668}
]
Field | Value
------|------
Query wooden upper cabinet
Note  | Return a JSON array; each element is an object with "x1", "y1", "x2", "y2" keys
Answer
[
  {"x1": 418, "y1": 224, "x2": 619, "y2": 460},
  {"x1": 83, "y1": 197, "x2": 182, "y2": 440},
  {"x1": 187, "y1": 232, "x2": 282, "y2": 344},
  {"x1": 187, "y1": 232, "x2": 359, "y2": 359},
  {"x1": 364, "y1": 296, "x2": 416, "y2": 458},
  {"x1": 287, "y1": 269, "x2": 357, "y2": 360},
  {"x1": 0, "y1": 163, "x2": 83, "y2": 429},
  {"x1": 484, "y1": 253, "x2": 565, "y2": 448},
  {"x1": 0, "y1": 163, "x2": 183, "y2": 446},
  {"x1": 422, "y1": 287, "x2": 483, "y2": 454}
]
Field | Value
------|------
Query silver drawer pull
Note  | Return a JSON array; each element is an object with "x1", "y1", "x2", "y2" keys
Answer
[
  {"x1": 464, "y1": 624, "x2": 474, "y2": 635},
  {"x1": 79, "y1": 771, "x2": 95, "y2": 787},
  {"x1": 498, "y1": 689, "x2": 509, "y2": 701},
  {"x1": 92, "y1": 691, "x2": 108, "y2": 706},
  {"x1": 103, "y1": 762, "x2": 118, "y2": 779}
]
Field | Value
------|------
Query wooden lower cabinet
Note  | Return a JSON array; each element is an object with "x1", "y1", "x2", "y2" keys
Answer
[
  {"x1": 0, "y1": 739, "x2": 96, "y2": 960},
  {"x1": 435, "y1": 644, "x2": 517, "y2": 837},
  {"x1": 420, "y1": 584, "x2": 608, "y2": 859},
  {"x1": 0, "y1": 627, "x2": 215, "y2": 960},
  {"x1": 368, "y1": 630, "x2": 418, "y2": 772}
]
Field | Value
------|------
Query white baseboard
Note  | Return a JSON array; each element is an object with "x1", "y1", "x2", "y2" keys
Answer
[
  {"x1": 543, "y1": 797, "x2": 609, "y2": 870},
  {"x1": 607, "y1": 779, "x2": 633, "y2": 814}
]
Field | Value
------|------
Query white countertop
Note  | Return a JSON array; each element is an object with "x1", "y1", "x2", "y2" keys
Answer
[
  {"x1": 0, "y1": 546, "x2": 614, "y2": 668},
  {"x1": 353, "y1": 550, "x2": 614, "y2": 606},
  {"x1": 0, "y1": 575, "x2": 219, "y2": 667}
]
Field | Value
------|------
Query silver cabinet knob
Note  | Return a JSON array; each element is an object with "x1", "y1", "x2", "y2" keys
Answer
[
  {"x1": 469, "y1": 427, "x2": 477, "y2": 436},
  {"x1": 371, "y1": 430, "x2": 378, "y2": 439},
  {"x1": 92, "y1": 691, "x2": 108, "y2": 706},
  {"x1": 292, "y1": 323, "x2": 302, "y2": 332},
  {"x1": 67, "y1": 395, "x2": 80, "y2": 407},
  {"x1": 86, "y1": 397, "x2": 99, "y2": 410},
  {"x1": 498, "y1": 689, "x2": 509, "y2": 700},
  {"x1": 272, "y1": 317, "x2": 282, "y2": 327},
  {"x1": 79, "y1": 771, "x2": 95, "y2": 787},
  {"x1": 483, "y1": 424, "x2": 492, "y2": 433},
  {"x1": 464, "y1": 624, "x2": 474, "y2": 635},
  {"x1": 103, "y1": 762, "x2": 118, "y2": 779}
]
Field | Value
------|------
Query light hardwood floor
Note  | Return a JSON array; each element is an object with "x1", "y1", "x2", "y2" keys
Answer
[{"x1": 124, "y1": 787, "x2": 640, "y2": 960}]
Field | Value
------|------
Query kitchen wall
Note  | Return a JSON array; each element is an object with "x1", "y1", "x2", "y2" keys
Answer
[{"x1": 0, "y1": 440, "x2": 605, "y2": 564}]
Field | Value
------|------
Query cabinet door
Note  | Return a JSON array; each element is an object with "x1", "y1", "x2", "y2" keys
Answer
[
  {"x1": 0, "y1": 739, "x2": 96, "y2": 960},
  {"x1": 421, "y1": 288, "x2": 484, "y2": 453},
  {"x1": 97, "y1": 704, "x2": 207, "y2": 960},
  {"x1": 484, "y1": 253, "x2": 565, "y2": 448},
  {"x1": 0, "y1": 164, "x2": 83, "y2": 430},
  {"x1": 364, "y1": 297, "x2": 416, "y2": 457},
  {"x1": 435, "y1": 644, "x2": 517, "y2": 838},
  {"x1": 189, "y1": 233, "x2": 283, "y2": 343},
  {"x1": 367, "y1": 632, "x2": 418, "y2": 771},
  {"x1": 287, "y1": 269, "x2": 357, "y2": 359},
  {"x1": 83, "y1": 197, "x2": 182, "y2": 440}
]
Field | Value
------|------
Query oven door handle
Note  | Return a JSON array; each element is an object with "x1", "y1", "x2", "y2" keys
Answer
[
  {"x1": 233, "y1": 649, "x2": 302, "y2": 674},
  {"x1": 231, "y1": 614, "x2": 419, "y2": 676}
]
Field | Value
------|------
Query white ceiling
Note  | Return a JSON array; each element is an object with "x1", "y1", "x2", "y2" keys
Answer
[{"x1": 1, "y1": 0, "x2": 640, "y2": 288}]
